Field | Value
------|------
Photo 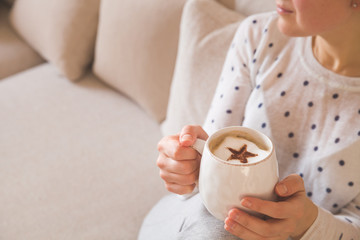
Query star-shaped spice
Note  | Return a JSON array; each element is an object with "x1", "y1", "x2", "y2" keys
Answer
[{"x1": 227, "y1": 144, "x2": 258, "y2": 163}]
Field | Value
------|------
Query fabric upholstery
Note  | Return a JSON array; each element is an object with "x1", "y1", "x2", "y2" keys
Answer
[
  {"x1": 0, "y1": 2, "x2": 44, "y2": 79},
  {"x1": 218, "y1": 0, "x2": 276, "y2": 16},
  {"x1": 0, "y1": 64, "x2": 167, "y2": 239},
  {"x1": 93, "y1": 0, "x2": 186, "y2": 123},
  {"x1": 161, "y1": 0, "x2": 246, "y2": 135},
  {"x1": 9, "y1": 0, "x2": 100, "y2": 81}
]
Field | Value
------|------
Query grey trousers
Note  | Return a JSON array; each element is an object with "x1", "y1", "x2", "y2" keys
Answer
[{"x1": 138, "y1": 193, "x2": 241, "y2": 240}]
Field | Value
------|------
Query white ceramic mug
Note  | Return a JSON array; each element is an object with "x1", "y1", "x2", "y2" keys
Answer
[{"x1": 192, "y1": 126, "x2": 279, "y2": 221}]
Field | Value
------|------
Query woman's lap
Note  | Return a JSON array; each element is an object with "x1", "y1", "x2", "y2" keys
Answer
[{"x1": 138, "y1": 193, "x2": 241, "y2": 240}]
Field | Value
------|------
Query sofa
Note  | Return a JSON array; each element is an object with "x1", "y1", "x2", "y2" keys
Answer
[{"x1": 0, "y1": 0, "x2": 275, "y2": 239}]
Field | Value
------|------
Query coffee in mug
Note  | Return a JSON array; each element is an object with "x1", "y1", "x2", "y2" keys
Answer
[{"x1": 209, "y1": 132, "x2": 271, "y2": 164}]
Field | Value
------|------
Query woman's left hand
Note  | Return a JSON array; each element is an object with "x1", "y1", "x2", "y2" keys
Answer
[{"x1": 224, "y1": 174, "x2": 318, "y2": 240}]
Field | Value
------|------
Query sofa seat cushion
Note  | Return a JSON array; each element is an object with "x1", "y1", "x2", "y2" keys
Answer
[
  {"x1": 0, "y1": 2, "x2": 44, "y2": 79},
  {"x1": 0, "y1": 64, "x2": 166, "y2": 239}
]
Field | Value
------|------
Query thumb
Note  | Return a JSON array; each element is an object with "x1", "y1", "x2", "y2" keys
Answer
[
  {"x1": 179, "y1": 125, "x2": 208, "y2": 147},
  {"x1": 275, "y1": 174, "x2": 305, "y2": 197}
]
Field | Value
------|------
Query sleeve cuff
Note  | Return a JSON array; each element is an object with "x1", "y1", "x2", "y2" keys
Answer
[{"x1": 299, "y1": 205, "x2": 325, "y2": 239}]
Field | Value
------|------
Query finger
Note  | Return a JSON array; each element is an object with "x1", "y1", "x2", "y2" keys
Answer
[
  {"x1": 164, "y1": 182, "x2": 196, "y2": 195},
  {"x1": 275, "y1": 174, "x2": 305, "y2": 197},
  {"x1": 227, "y1": 208, "x2": 291, "y2": 238},
  {"x1": 157, "y1": 135, "x2": 199, "y2": 160},
  {"x1": 159, "y1": 169, "x2": 199, "y2": 186},
  {"x1": 179, "y1": 125, "x2": 208, "y2": 147},
  {"x1": 157, "y1": 153, "x2": 200, "y2": 175},
  {"x1": 225, "y1": 217, "x2": 270, "y2": 240},
  {"x1": 240, "y1": 197, "x2": 294, "y2": 219}
]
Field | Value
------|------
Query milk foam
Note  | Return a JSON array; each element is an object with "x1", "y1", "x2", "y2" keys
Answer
[{"x1": 212, "y1": 136, "x2": 270, "y2": 164}]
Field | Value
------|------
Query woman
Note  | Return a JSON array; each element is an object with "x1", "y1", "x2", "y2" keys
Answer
[{"x1": 143, "y1": 0, "x2": 360, "y2": 239}]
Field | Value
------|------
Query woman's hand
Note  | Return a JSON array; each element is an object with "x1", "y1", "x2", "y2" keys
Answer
[
  {"x1": 156, "y1": 125, "x2": 208, "y2": 195},
  {"x1": 224, "y1": 174, "x2": 318, "y2": 240}
]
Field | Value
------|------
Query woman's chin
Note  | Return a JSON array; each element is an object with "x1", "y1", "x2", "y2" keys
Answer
[{"x1": 277, "y1": 18, "x2": 307, "y2": 37}]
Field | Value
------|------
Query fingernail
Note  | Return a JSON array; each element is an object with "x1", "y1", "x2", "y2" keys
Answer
[
  {"x1": 241, "y1": 199, "x2": 252, "y2": 208},
  {"x1": 232, "y1": 213, "x2": 240, "y2": 221},
  {"x1": 224, "y1": 218, "x2": 235, "y2": 229},
  {"x1": 181, "y1": 134, "x2": 193, "y2": 143},
  {"x1": 228, "y1": 209, "x2": 240, "y2": 221},
  {"x1": 277, "y1": 183, "x2": 288, "y2": 195}
]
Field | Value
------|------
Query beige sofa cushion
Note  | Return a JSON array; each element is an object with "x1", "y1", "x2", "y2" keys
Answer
[
  {"x1": 9, "y1": 0, "x2": 100, "y2": 80},
  {"x1": 161, "y1": 0, "x2": 246, "y2": 135},
  {"x1": 218, "y1": 0, "x2": 275, "y2": 15},
  {"x1": 0, "y1": 2, "x2": 44, "y2": 79},
  {"x1": 0, "y1": 63, "x2": 166, "y2": 239},
  {"x1": 93, "y1": 0, "x2": 186, "y2": 122}
]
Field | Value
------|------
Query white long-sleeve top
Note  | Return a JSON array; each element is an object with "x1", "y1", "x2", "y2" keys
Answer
[{"x1": 203, "y1": 12, "x2": 360, "y2": 240}]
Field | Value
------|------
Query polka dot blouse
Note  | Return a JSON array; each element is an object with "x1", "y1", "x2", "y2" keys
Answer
[{"x1": 203, "y1": 12, "x2": 360, "y2": 240}]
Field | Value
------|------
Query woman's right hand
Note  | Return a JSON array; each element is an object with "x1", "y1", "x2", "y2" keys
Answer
[{"x1": 157, "y1": 125, "x2": 208, "y2": 195}]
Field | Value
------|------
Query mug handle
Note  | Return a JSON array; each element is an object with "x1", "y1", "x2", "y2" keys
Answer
[
  {"x1": 191, "y1": 138, "x2": 206, "y2": 154},
  {"x1": 178, "y1": 139, "x2": 206, "y2": 200}
]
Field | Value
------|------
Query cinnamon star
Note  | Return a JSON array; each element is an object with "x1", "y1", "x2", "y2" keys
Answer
[{"x1": 227, "y1": 144, "x2": 258, "y2": 163}]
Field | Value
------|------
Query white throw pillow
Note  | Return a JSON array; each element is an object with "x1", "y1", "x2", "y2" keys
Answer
[
  {"x1": 10, "y1": 0, "x2": 100, "y2": 80},
  {"x1": 217, "y1": 0, "x2": 275, "y2": 16},
  {"x1": 93, "y1": 0, "x2": 186, "y2": 122},
  {"x1": 161, "y1": 0, "x2": 246, "y2": 135}
]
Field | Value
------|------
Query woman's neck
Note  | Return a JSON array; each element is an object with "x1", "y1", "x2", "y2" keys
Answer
[{"x1": 312, "y1": 15, "x2": 360, "y2": 77}]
